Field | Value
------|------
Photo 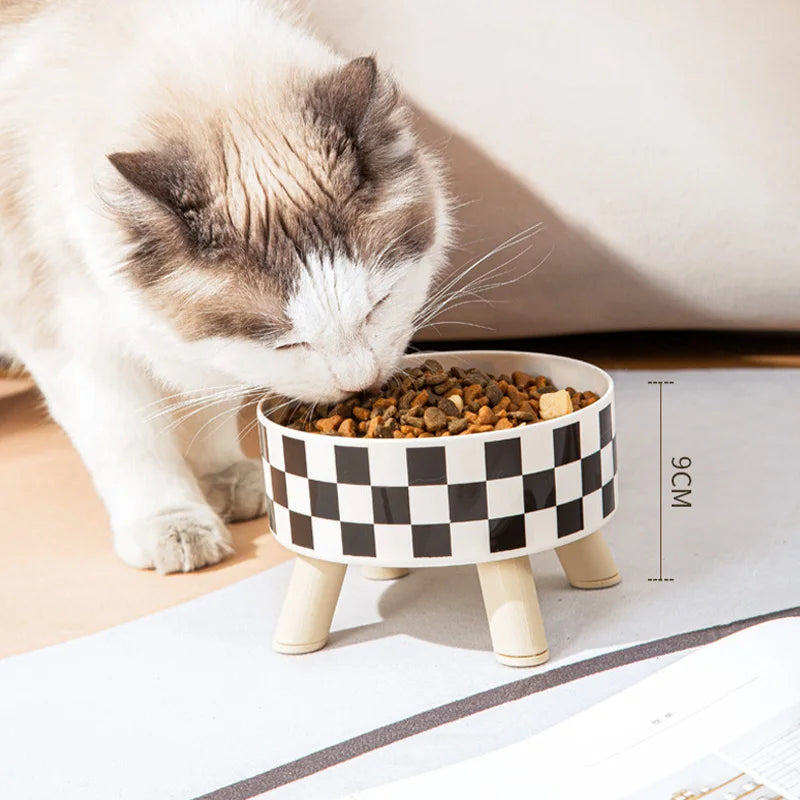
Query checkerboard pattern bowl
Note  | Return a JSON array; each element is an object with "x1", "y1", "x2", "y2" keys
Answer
[{"x1": 257, "y1": 351, "x2": 617, "y2": 568}]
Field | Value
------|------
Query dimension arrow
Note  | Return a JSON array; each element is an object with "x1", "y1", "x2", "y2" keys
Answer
[{"x1": 647, "y1": 380, "x2": 675, "y2": 582}]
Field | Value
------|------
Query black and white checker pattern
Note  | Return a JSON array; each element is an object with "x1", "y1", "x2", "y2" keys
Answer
[{"x1": 258, "y1": 399, "x2": 618, "y2": 566}]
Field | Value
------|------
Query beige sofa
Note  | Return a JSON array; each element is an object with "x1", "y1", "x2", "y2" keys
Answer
[{"x1": 304, "y1": 1, "x2": 800, "y2": 339}]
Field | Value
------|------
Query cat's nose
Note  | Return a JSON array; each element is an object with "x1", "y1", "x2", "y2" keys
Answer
[
  {"x1": 337, "y1": 376, "x2": 380, "y2": 394},
  {"x1": 339, "y1": 385, "x2": 369, "y2": 394},
  {"x1": 332, "y1": 351, "x2": 380, "y2": 395}
]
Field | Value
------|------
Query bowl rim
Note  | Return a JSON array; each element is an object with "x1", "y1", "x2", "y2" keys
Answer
[{"x1": 256, "y1": 349, "x2": 614, "y2": 446}]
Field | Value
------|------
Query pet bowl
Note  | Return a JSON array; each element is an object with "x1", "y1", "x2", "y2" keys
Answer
[{"x1": 257, "y1": 351, "x2": 621, "y2": 666}]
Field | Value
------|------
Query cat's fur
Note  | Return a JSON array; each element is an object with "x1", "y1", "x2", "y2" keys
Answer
[{"x1": 0, "y1": 0, "x2": 450, "y2": 572}]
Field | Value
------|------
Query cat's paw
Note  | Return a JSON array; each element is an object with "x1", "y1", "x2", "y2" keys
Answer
[
  {"x1": 114, "y1": 505, "x2": 233, "y2": 573},
  {"x1": 199, "y1": 458, "x2": 267, "y2": 523}
]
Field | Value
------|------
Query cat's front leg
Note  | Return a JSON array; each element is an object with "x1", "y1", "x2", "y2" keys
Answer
[
  {"x1": 21, "y1": 346, "x2": 232, "y2": 572},
  {"x1": 178, "y1": 395, "x2": 267, "y2": 523}
]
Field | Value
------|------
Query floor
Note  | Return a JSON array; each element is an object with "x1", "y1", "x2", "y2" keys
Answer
[{"x1": 0, "y1": 374, "x2": 289, "y2": 658}]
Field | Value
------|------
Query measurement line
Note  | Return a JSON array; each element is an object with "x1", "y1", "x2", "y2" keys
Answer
[
  {"x1": 659, "y1": 381, "x2": 663, "y2": 580},
  {"x1": 648, "y1": 380, "x2": 675, "y2": 582}
]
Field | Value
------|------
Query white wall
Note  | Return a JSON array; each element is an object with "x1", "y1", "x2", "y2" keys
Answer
[{"x1": 303, "y1": 1, "x2": 800, "y2": 337}]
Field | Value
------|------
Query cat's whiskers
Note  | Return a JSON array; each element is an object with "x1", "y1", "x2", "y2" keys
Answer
[
  {"x1": 157, "y1": 386, "x2": 274, "y2": 436},
  {"x1": 416, "y1": 224, "x2": 543, "y2": 321},
  {"x1": 235, "y1": 394, "x2": 303, "y2": 446},
  {"x1": 145, "y1": 393, "x2": 244, "y2": 425},
  {"x1": 423, "y1": 224, "x2": 542, "y2": 304},
  {"x1": 443, "y1": 241, "x2": 554, "y2": 317},
  {"x1": 413, "y1": 233, "x2": 539, "y2": 329},
  {"x1": 236, "y1": 412, "x2": 262, "y2": 446},
  {"x1": 303, "y1": 401, "x2": 318, "y2": 429},
  {"x1": 181, "y1": 389, "x2": 289, "y2": 453},
  {"x1": 144, "y1": 386, "x2": 254, "y2": 425},
  {"x1": 413, "y1": 236, "x2": 553, "y2": 333},
  {"x1": 137, "y1": 382, "x2": 243, "y2": 415},
  {"x1": 183, "y1": 395, "x2": 259, "y2": 454},
  {"x1": 416, "y1": 319, "x2": 495, "y2": 333},
  {"x1": 414, "y1": 244, "x2": 536, "y2": 330}
]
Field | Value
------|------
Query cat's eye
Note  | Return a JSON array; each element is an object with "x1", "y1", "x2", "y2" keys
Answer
[
  {"x1": 366, "y1": 293, "x2": 391, "y2": 323},
  {"x1": 274, "y1": 341, "x2": 310, "y2": 352}
]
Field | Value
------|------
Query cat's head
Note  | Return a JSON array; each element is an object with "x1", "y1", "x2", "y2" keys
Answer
[{"x1": 108, "y1": 57, "x2": 450, "y2": 402}]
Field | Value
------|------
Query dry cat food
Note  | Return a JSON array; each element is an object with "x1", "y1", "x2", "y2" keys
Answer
[{"x1": 274, "y1": 359, "x2": 600, "y2": 439}]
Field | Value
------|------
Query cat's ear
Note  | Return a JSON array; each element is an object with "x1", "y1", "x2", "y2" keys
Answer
[
  {"x1": 310, "y1": 56, "x2": 398, "y2": 141},
  {"x1": 108, "y1": 150, "x2": 206, "y2": 213},
  {"x1": 108, "y1": 150, "x2": 221, "y2": 251}
]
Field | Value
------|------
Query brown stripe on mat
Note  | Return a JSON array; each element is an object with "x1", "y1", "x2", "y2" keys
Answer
[{"x1": 194, "y1": 604, "x2": 800, "y2": 800}]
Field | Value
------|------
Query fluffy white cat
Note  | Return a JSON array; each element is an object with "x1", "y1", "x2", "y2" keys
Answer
[{"x1": 0, "y1": 0, "x2": 451, "y2": 572}]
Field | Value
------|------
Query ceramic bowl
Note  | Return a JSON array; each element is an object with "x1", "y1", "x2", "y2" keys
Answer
[{"x1": 256, "y1": 350, "x2": 618, "y2": 567}]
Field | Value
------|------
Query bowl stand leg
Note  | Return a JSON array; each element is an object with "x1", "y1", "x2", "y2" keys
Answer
[
  {"x1": 360, "y1": 566, "x2": 410, "y2": 581},
  {"x1": 556, "y1": 530, "x2": 622, "y2": 589},
  {"x1": 273, "y1": 555, "x2": 347, "y2": 654},
  {"x1": 476, "y1": 556, "x2": 550, "y2": 667}
]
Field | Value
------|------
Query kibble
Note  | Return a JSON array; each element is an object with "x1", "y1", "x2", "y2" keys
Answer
[
  {"x1": 352, "y1": 406, "x2": 370, "y2": 421},
  {"x1": 448, "y1": 416, "x2": 469, "y2": 434},
  {"x1": 437, "y1": 397, "x2": 460, "y2": 417},
  {"x1": 423, "y1": 406, "x2": 448, "y2": 433},
  {"x1": 278, "y1": 360, "x2": 600, "y2": 438},
  {"x1": 477, "y1": 405, "x2": 497, "y2": 426},
  {"x1": 485, "y1": 381, "x2": 504, "y2": 406},
  {"x1": 338, "y1": 418, "x2": 356, "y2": 437},
  {"x1": 539, "y1": 389, "x2": 574, "y2": 420},
  {"x1": 463, "y1": 384, "x2": 483, "y2": 404},
  {"x1": 411, "y1": 390, "x2": 429, "y2": 407},
  {"x1": 315, "y1": 415, "x2": 342, "y2": 433}
]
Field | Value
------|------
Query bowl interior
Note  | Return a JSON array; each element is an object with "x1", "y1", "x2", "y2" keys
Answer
[
  {"x1": 403, "y1": 350, "x2": 611, "y2": 401},
  {"x1": 257, "y1": 350, "x2": 612, "y2": 444}
]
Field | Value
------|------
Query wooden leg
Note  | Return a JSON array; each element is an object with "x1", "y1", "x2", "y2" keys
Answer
[
  {"x1": 476, "y1": 557, "x2": 549, "y2": 667},
  {"x1": 360, "y1": 566, "x2": 410, "y2": 581},
  {"x1": 556, "y1": 530, "x2": 622, "y2": 589},
  {"x1": 273, "y1": 555, "x2": 347, "y2": 655}
]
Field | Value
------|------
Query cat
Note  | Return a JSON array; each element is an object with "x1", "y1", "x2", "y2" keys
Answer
[{"x1": 0, "y1": 0, "x2": 451, "y2": 572}]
